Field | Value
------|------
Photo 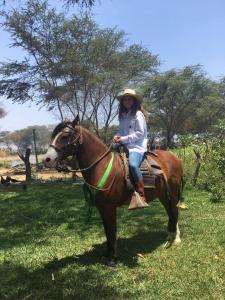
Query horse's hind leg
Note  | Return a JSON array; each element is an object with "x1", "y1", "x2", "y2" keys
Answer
[
  {"x1": 168, "y1": 183, "x2": 181, "y2": 244},
  {"x1": 177, "y1": 176, "x2": 186, "y2": 209},
  {"x1": 159, "y1": 184, "x2": 181, "y2": 245}
]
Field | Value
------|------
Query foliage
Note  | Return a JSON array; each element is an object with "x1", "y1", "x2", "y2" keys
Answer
[
  {"x1": 143, "y1": 66, "x2": 225, "y2": 148},
  {"x1": 0, "y1": 148, "x2": 16, "y2": 168},
  {"x1": 0, "y1": 0, "x2": 158, "y2": 137},
  {"x1": 0, "y1": 185, "x2": 225, "y2": 299},
  {"x1": 98, "y1": 124, "x2": 118, "y2": 144},
  {"x1": 0, "y1": 130, "x2": 10, "y2": 143},
  {"x1": 203, "y1": 121, "x2": 225, "y2": 202},
  {"x1": 3, "y1": 125, "x2": 51, "y2": 152},
  {"x1": 0, "y1": 148, "x2": 10, "y2": 157},
  {"x1": 0, "y1": 160, "x2": 10, "y2": 168},
  {"x1": 0, "y1": 0, "x2": 95, "y2": 9},
  {"x1": 63, "y1": 0, "x2": 95, "y2": 6},
  {"x1": 177, "y1": 126, "x2": 225, "y2": 202}
]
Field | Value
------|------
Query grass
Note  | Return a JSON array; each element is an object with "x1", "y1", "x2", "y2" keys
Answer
[
  {"x1": 0, "y1": 183, "x2": 225, "y2": 300},
  {"x1": 0, "y1": 161, "x2": 11, "y2": 168},
  {"x1": 0, "y1": 153, "x2": 19, "y2": 169}
]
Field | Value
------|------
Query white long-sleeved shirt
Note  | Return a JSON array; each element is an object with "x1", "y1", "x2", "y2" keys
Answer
[{"x1": 118, "y1": 110, "x2": 148, "y2": 153}]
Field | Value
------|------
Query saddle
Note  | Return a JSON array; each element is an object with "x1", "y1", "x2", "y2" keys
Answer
[
  {"x1": 119, "y1": 149, "x2": 166, "y2": 190},
  {"x1": 140, "y1": 152, "x2": 164, "y2": 188}
]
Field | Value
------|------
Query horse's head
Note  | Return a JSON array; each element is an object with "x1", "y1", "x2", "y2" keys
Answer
[{"x1": 43, "y1": 116, "x2": 81, "y2": 169}]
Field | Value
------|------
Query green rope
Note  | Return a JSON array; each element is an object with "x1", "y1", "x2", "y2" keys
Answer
[
  {"x1": 83, "y1": 183, "x2": 94, "y2": 222},
  {"x1": 83, "y1": 152, "x2": 115, "y2": 222}
]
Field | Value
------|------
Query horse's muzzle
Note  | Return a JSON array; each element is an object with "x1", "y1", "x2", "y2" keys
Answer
[{"x1": 43, "y1": 156, "x2": 57, "y2": 168}]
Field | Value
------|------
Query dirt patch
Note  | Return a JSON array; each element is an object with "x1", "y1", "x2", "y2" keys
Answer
[
  {"x1": 0, "y1": 154, "x2": 80, "y2": 181},
  {"x1": 0, "y1": 154, "x2": 18, "y2": 162},
  {"x1": 0, "y1": 167, "x2": 79, "y2": 181}
]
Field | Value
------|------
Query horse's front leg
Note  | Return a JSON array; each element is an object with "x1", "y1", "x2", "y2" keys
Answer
[{"x1": 97, "y1": 203, "x2": 118, "y2": 267}]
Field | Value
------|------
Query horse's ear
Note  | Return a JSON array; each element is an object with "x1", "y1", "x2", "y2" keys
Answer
[
  {"x1": 72, "y1": 115, "x2": 80, "y2": 127},
  {"x1": 63, "y1": 117, "x2": 70, "y2": 124}
]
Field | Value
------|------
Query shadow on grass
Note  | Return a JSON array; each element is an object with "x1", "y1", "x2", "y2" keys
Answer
[
  {"x1": 0, "y1": 228, "x2": 167, "y2": 299},
  {"x1": 0, "y1": 185, "x2": 90, "y2": 249},
  {"x1": 0, "y1": 261, "x2": 121, "y2": 300},
  {"x1": 0, "y1": 184, "x2": 172, "y2": 299},
  {"x1": 0, "y1": 184, "x2": 169, "y2": 252},
  {"x1": 44, "y1": 229, "x2": 167, "y2": 270}
]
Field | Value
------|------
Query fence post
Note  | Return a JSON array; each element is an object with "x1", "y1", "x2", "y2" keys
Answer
[{"x1": 32, "y1": 129, "x2": 39, "y2": 171}]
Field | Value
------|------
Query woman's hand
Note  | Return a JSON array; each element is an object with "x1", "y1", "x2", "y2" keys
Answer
[{"x1": 113, "y1": 135, "x2": 122, "y2": 144}]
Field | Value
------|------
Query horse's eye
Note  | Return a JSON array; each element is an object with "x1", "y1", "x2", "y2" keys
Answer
[
  {"x1": 56, "y1": 135, "x2": 68, "y2": 146},
  {"x1": 61, "y1": 136, "x2": 68, "y2": 142}
]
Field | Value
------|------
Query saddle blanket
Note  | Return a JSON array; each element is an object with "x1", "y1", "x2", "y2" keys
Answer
[{"x1": 120, "y1": 152, "x2": 165, "y2": 189}]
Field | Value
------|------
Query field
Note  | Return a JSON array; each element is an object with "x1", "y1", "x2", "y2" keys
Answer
[{"x1": 0, "y1": 183, "x2": 225, "y2": 300}]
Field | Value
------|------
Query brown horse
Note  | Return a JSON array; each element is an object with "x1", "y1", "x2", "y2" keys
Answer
[{"x1": 43, "y1": 117, "x2": 183, "y2": 266}]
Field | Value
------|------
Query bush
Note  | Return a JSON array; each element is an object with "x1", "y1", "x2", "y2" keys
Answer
[
  {"x1": 0, "y1": 161, "x2": 11, "y2": 168},
  {"x1": 0, "y1": 149, "x2": 10, "y2": 158},
  {"x1": 177, "y1": 132, "x2": 225, "y2": 202}
]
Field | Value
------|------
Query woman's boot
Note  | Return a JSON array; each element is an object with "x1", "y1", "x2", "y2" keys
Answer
[{"x1": 128, "y1": 180, "x2": 149, "y2": 210}]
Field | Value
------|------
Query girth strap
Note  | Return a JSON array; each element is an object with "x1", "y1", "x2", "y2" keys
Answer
[{"x1": 96, "y1": 152, "x2": 115, "y2": 191}]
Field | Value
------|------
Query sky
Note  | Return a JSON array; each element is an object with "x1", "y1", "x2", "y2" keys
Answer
[{"x1": 0, "y1": 0, "x2": 225, "y2": 131}]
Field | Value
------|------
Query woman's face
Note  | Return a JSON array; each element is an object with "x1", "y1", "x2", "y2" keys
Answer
[{"x1": 122, "y1": 95, "x2": 135, "y2": 110}]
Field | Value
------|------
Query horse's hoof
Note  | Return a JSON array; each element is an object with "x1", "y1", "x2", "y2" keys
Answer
[
  {"x1": 173, "y1": 238, "x2": 181, "y2": 245},
  {"x1": 164, "y1": 237, "x2": 181, "y2": 248},
  {"x1": 167, "y1": 232, "x2": 174, "y2": 242},
  {"x1": 163, "y1": 241, "x2": 172, "y2": 249},
  {"x1": 177, "y1": 203, "x2": 187, "y2": 209}
]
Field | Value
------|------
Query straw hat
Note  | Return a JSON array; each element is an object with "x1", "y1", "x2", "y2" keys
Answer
[{"x1": 116, "y1": 88, "x2": 143, "y2": 103}]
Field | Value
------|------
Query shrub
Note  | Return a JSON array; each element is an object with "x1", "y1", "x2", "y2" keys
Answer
[
  {"x1": 177, "y1": 132, "x2": 225, "y2": 202},
  {"x1": 0, "y1": 161, "x2": 11, "y2": 168}
]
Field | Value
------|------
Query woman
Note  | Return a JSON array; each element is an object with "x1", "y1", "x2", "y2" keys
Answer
[{"x1": 114, "y1": 88, "x2": 149, "y2": 209}]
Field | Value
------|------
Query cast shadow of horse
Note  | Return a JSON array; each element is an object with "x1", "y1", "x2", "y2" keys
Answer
[{"x1": 44, "y1": 229, "x2": 167, "y2": 271}]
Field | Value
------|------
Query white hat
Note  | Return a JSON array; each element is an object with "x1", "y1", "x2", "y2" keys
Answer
[{"x1": 117, "y1": 88, "x2": 143, "y2": 103}]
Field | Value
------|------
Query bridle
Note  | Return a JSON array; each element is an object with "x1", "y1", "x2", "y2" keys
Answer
[
  {"x1": 50, "y1": 124, "x2": 82, "y2": 153},
  {"x1": 50, "y1": 124, "x2": 112, "y2": 173}
]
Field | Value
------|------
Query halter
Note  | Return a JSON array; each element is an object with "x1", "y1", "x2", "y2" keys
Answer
[
  {"x1": 50, "y1": 124, "x2": 112, "y2": 173},
  {"x1": 50, "y1": 124, "x2": 82, "y2": 152}
]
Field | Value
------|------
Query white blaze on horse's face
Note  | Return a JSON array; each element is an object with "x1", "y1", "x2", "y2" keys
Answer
[
  {"x1": 43, "y1": 146, "x2": 58, "y2": 168},
  {"x1": 43, "y1": 131, "x2": 62, "y2": 168}
]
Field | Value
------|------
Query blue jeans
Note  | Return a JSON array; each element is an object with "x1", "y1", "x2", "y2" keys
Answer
[{"x1": 128, "y1": 152, "x2": 144, "y2": 182}]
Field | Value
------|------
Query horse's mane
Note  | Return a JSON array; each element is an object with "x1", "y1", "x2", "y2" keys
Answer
[
  {"x1": 51, "y1": 122, "x2": 108, "y2": 149},
  {"x1": 51, "y1": 122, "x2": 66, "y2": 138}
]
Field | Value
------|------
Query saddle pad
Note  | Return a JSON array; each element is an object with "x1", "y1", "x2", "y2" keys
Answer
[
  {"x1": 119, "y1": 152, "x2": 166, "y2": 190},
  {"x1": 143, "y1": 175, "x2": 156, "y2": 188},
  {"x1": 140, "y1": 157, "x2": 163, "y2": 176}
]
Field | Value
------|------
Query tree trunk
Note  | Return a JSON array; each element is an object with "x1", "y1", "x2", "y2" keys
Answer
[
  {"x1": 192, "y1": 148, "x2": 201, "y2": 186},
  {"x1": 166, "y1": 131, "x2": 173, "y2": 149},
  {"x1": 18, "y1": 148, "x2": 32, "y2": 182}
]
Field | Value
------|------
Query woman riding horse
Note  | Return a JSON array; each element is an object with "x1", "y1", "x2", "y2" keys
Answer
[
  {"x1": 43, "y1": 115, "x2": 183, "y2": 266},
  {"x1": 114, "y1": 88, "x2": 149, "y2": 209}
]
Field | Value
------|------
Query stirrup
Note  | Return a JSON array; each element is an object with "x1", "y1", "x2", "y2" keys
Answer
[{"x1": 128, "y1": 191, "x2": 149, "y2": 210}]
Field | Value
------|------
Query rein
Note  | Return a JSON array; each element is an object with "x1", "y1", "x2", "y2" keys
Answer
[
  {"x1": 51, "y1": 125, "x2": 114, "y2": 173},
  {"x1": 77, "y1": 145, "x2": 113, "y2": 173}
]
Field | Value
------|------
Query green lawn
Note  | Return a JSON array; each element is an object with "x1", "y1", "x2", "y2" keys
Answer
[{"x1": 0, "y1": 183, "x2": 225, "y2": 300}]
